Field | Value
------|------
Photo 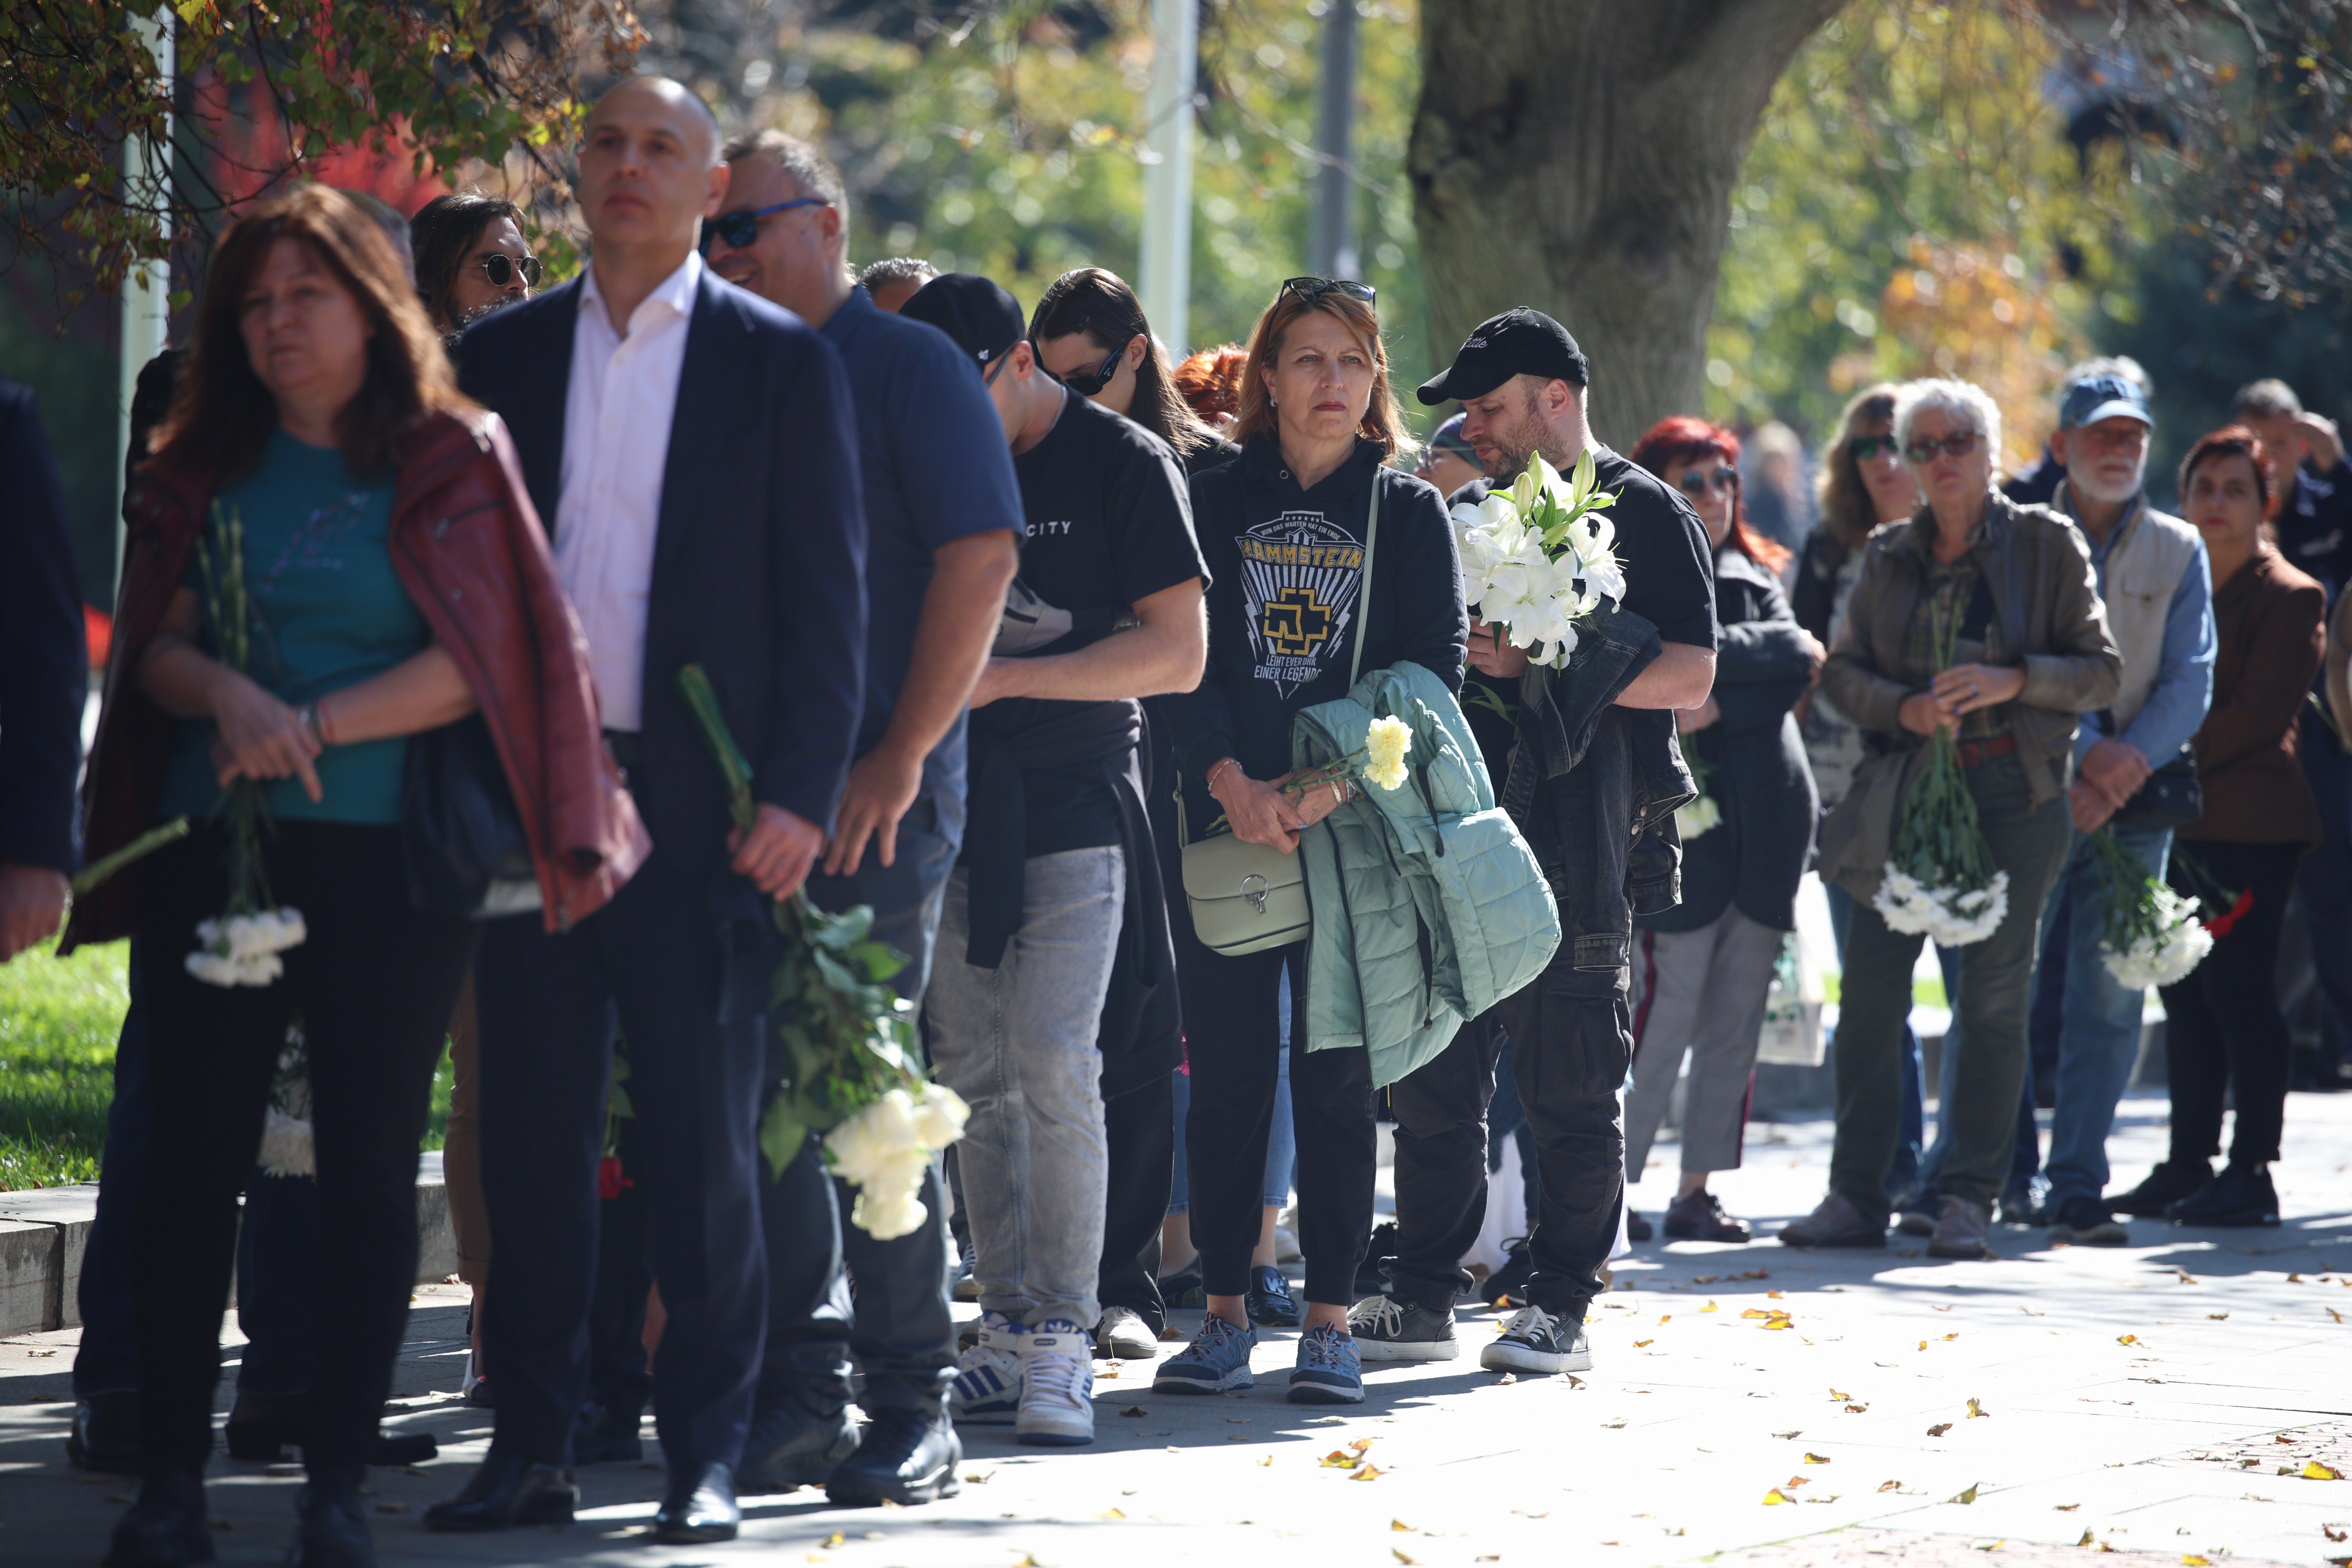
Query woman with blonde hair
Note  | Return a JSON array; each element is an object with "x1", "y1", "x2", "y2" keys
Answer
[{"x1": 1155, "y1": 277, "x2": 1465, "y2": 1405}]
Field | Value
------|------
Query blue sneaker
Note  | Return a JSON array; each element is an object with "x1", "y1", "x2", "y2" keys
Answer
[
  {"x1": 948, "y1": 1312, "x2": 1026, "y2": 1424},
  {"x1": 1287, "y1": 1323, "x2": 1363, "y2": 1404},
  {"x1": 1152, "y1": 1312, "x2": 1256, "y2": 1394}
]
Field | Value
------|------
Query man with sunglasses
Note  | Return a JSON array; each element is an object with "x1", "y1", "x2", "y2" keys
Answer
[
  {"x1": 900, "y1": 273, "x2": 1207, "y2": 1450},
  {"x1": 1415, "y1": 308, "x2": 1717, "y2": 1377},
  {"x1": 703, "y1": 130, "x2": 1020, "y2": 1508}
]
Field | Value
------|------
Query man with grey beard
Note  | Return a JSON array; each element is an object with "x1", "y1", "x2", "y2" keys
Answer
[{"x1": 2027, "y1": 366, "x2": 2214, "y2": 1247}]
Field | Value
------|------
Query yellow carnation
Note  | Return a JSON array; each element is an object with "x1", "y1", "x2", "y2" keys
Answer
[{"x1": 1365, "y1": 715, "x2": 1412, "y2": 791}]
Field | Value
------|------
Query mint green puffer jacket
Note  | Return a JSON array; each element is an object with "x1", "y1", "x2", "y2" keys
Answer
[{"x1": 1291, "y1": 661, "x2": 1562, "y2": 1088}]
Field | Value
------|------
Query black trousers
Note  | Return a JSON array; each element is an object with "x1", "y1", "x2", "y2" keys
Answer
[
  {"x1": 1383, "y1": 1011, "x2": 1506, "y2": 1311},
  {"x1": 2161, "y1": 840, "x2": 2307, "y2": 1167},
  {"x1": 1098, "y1": 1069, "x2": 1174, "y2": 1330},
  {"x1": 1498, "y1": 958, "x2": 1632, "y2": 1319},
  {"x1": 475, "y1": 855, "x2": 769, "y2": 1473},
  {"x1": 132, "y1": 823, "x2": 475, "y2": 1479},
  {"x1": 585, "y1": 1100, "x2": 656, "y2": 1422},
  {"x1": 1181, "y1": 943, "x2": 1376, "y2": 1305},
  {"x1": 762, "y1": 799, "x2": 960, "y2": 1414}
]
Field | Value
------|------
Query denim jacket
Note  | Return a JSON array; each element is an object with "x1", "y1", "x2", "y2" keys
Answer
[{"x1": 1500, "y1": 603, "x2": 1694, "y2": 977}]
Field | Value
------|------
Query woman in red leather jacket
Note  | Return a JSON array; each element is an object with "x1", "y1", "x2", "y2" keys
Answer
[{"x1": 67, "y1": 184, "x2": 645, "y2": 1568}]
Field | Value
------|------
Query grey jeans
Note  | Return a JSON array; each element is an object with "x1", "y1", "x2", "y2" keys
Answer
[
  {"x1": 926, "y1": 848, "x2": 1125, "y2": 1329},
  {"x1": 1624, "y1": 907, "x2": 1785, "y2": 1175}
]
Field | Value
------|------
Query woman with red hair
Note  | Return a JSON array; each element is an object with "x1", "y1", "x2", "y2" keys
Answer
[{"x1": 1619, "y1": 417, "x2": 1823, "y2": 1243}]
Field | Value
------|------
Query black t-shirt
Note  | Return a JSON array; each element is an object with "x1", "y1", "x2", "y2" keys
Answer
[
  {"x1": 1007, "y1": 392, "x2": 1208, "y2": 852},
  {"x1": 1587, "y1": 444, "x2": 1719, "y2": 651}
]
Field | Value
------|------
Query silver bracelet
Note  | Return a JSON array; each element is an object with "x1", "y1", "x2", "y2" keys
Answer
[{"x1": 1206, "y1": 757, "x2": 1240, "y2": 795}]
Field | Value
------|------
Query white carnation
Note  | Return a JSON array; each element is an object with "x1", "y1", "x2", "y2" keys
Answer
[
  {"x1": 2100, "y1": 886, "x2": 2212, "y2": 990},
  {"x1": 1873, "y1": 865, "x2": 2008, "y2": 947}
]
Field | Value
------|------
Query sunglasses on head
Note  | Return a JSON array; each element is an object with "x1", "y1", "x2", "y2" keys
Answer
[
  {"x1": 1042, "y1": 332, "x2": 1136, "y2": 396},
  {"x1": 1847, "y1": 434, "x2": 1899, "y2": 462},
  {"x1": 1282, "y1": 276, "x2": 1377, "y2": 305},
  {"x1": 700, "y1": 196, "x2": 829, "y2": 253},
  {"x1": 1903, "y1": 431, "x2": 1982, "y2": 464},
  {"x1": 1676, "y1": 466, "x2": 1738, "y2": 498}
]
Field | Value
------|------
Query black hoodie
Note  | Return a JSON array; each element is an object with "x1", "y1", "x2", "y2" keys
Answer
[{"x1": 1170, "y1": 434, "x2": 1466, "y2": 792}]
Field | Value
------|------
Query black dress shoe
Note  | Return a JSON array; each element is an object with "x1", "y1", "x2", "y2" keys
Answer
[
  {"x1": 739, "y1": 1397, "x2": 857, "y2": 1492},
  {"x1": 423, "y1": 1452, "x2": 577, "y2": 1532},
  {"x1": 653, "y1": 1461, "x2": 740, "y2": 1545},
  {"x1": 223, "y1": 1392, "x2": 439, "y2": 1467},
  {"x1": 2111, "y1": 1158, "x2": 2211, "y2": 1217},
  {"x1": 826, "y1": 1406, "x2": 962, "y2": 1508},
  {"x1": 570, "y1": 1401, "x2": 644, "y2": 1466},
  {"x1": 290, "y1": 1479, "x2": 375, "y2": 1568},
  {"x1": 103, "y1": 1467, "x2": 214, "y2": 1567},
  {"x1": 1245, "y1": 1264, "x2": 1302, "y2": 1328},
  {"x1": 68, "y1": 1390, "x2": 143, "y2": 1475},
  {"x1": 1663, "y1": 1190, "x2": 1752, "y2": 1243},
  {"x1": 2167, "y1": 1162, "x2": 2281, "y2": 1228},
  {"x1": 1479, "y1": 1239, "x2": 1531, "y2": 1308}
]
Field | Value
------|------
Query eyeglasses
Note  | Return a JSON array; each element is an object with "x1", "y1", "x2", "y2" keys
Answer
[
  {"x1": 1847, "y1": 434, "x2": 1899, "y2": 462},
  {"x1": 1282, "y1": 276, "x2": 1377, "y2": 305},
  {"x1": 701, "y1": 197, "x2": 829, "y2": 253},
  {"x1": 1042, "y1": 332, "x2": 1136, "y2": 396},
  {"x1": 982, "y1": 350, "x2": 1016, "y2": 388},
  {"x1": 1675, "y1": 466, "x2": 1739, "y2": 498},
  {"x1": 1903, "y1": 431, "x2": 1983, "y2": 463},
  {"x1": 477, "y1": 252, "x2": 541, "y2": 289}
]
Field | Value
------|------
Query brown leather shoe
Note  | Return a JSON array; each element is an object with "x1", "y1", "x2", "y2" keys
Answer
[
  {"x1": 1927, "y1": 1194, "x2": 1994, "y2": 1260},
  {"x1": 1777, "y1": 1192, "x2": 1885, "y2": 1248},
  {"x1": 1663, "y1": 1189, "x2": 1751, "y2": 1243}
]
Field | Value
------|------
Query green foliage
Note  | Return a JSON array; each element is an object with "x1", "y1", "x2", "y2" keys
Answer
[
  {"x1": 1705, "y1": 0, "x2": 2149, "y2": 443},
  {"x1": 794, "y1": 0, "x2": 1442, "y2": 412},
  {"x1": 2, "y1": 0, "x2": 637, "y2": 298},
  {"x1": 0, "y1": 942, "x2": 127, "y2": 1189}
]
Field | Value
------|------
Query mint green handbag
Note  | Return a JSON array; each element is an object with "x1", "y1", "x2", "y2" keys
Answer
[{"x1": 1179, "y1": 476, "x2": 1379, "y2": 957}]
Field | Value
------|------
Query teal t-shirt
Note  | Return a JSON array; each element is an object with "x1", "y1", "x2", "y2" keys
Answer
[{"x1": 159, "y1": 429, "x2": 428, "y2": 825}]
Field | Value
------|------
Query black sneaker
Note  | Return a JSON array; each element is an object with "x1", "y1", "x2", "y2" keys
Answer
[
  {"x1": 1245, "y1": 1265, "x2": 1302, "y2": 1328},
  {"x1": 1625, "y1": 1211, "x2": 1653, "y2": 1242},
  {"x1": 2166, "y1": 1163, "x2": 2281, "y2": 1228},
  {"x1": 1155, "y1": 1259, "x2": 1204, "y2": 1311},
  {"x1": 1347, "y1": 1294, "x2": 1459, "y2": 1362},
  {"x1": 1479, "y1": 1240, "x2": 1531, "y2": 1308},
  {"x1": 1478, "y1": 1304, "x2": 1590, "y2": 1374},
  {"x1": 2111, "y1": 1159, "x2": 2211, "y2": 1217},
  {"x1": 826, "y1": 1406, "x2": 960, "y2": 1508},
  {"x1": 739, "y1": 1397, "x2": 858, "y2": 1494},
  {"x1": 1354, "y1": 1221, "x2": 1398, "y2": 1298},
  {"x1": 1662, "y1": 1190, "x2": 1750, "y2": 1243}
]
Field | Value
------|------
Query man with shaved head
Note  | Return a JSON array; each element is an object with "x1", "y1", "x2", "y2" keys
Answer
[{"x1": 428, "y1": 74, "x2": 867, "y2": 1544}]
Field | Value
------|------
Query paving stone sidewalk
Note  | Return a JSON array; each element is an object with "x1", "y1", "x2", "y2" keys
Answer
[{"x1": 5, "y1": 1087, "x2": 2351, "y2": 1568}]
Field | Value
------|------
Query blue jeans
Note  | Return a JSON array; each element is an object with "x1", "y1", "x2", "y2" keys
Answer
[
  {"x1": 1823, "y1": 882, "x2": 1928, "y2": 1205},
  {"x1": 2040, "y1": 820, "x2": 2171, "y2": 1211}
]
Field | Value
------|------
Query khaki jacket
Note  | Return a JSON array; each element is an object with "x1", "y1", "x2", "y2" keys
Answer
[{"x1": 1817, "y1": 490, "x2": 2120, "y2": 893}]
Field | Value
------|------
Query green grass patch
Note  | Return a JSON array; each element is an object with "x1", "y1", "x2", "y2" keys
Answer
[
  {"x1": 0, "y1": 941, "x2": 129, "y2": 1189},
  {"x1": 0, "y1": 941, "x2": 454, "y2": 1189},
  {"x1": 1818, "y1": 971, "x2": 1949, "y2": 1011}
]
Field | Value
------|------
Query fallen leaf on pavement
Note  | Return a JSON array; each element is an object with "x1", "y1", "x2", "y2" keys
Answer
[
  {"x1": 2058, "y1": 1504, "x2": 2082, "y2": 1511},
  {"x1": 1321, "y1": 1451, "x2": 1356, "y2": 1468},
  {"x1": 965, "y1": 1470, "x2": 995, "y2": 1483},
  {"x1": 1659, "y1": 1315, "x2": 1671, "y2": 1325},
  {"x1": 1919, "y1": 1341, "x2": 1929, "y2": 1351},
  {"x1": 2183, "y1": 1555, "x2": 2213, "y2": 1564},
  {"x1": 1602, "y1": 1418, "x2": 1627, "y2": 1429},
  {"x1": 1349, "y1": 1464, "x2": 1385, "y2": 1481},
  {"x1": 1880, "y1": 1480, "x2": 1903, "y2": 1492},
  {"x1": 1693, "y1": 1274, "x2": 1720, "y2": 1284},
  {"x1": 1784, "y1": 1475, "x2": 1811, "y2": 1488},
  {"x1": 2077, "y1": 1531, "x2": 2097, "y2": 1548},
  {"x1": 1949, "y1": 1483, "x2": 1980, "y2": 1504},
  {"x1": 2330, "y1": 1308, "x2": 2345, "y2": 1324},
  {"x1": 1829, "y1": 1388, "x2": 1852, "y2": 1401},
  {"x1": 2306, "y1": 1461, "x2": 2347, "y2": 1481},
  {"x1": 1742, "y1": 1309, "x2": 1777, "y2": 1320},
  {"x1": 1967, "y1": 1398, "x2": 1991, "y2": 1418},
  {"x1": 1350, "y1": 1439, "x2": 1376, "y2": 1453},
  {"x1": 1769, "y1": 1290, "x2": 1786, "y2": 1299},
  {"x1": 2292, "y1": 1274, "x2": 2307, "y2": 1283},
  {"x1": 1098, "y1": 1508, "x2": 1126, "y2": 1521},
  {"x1": 1392, "y1": 1552, "x2": 1419, "y2": 1566},
  {"x1": 1845, "y1": 1404, "x2": 1869, "y2": 1414},
  {"x1": 1392, "y1": 1519, "x2": 1414, "y2": 1532},
  {"x1": 1971, "y1": 1541, "x2": 2002, "y2": 1551},
  {"x1": 2118, "y1": 1334, "x2": 2140, "y2": 1346},
  {"x1": 1773, "y1": 1431, "x2": 1802, "y2": 1440},
  {"x1": 1739, "y1": 1269, "x2": 1770, "y2": 1280},
  {"x1": 1702, "y1": 1301, "x2": 1720, "y2": 1312},
  {"x1": 1942, "y1": 1332, "x2": 1960, "y2": 1341},
  {"x1": 1256, "y1": 1455, "x2": 1272, "y2": 1466},
  {"x1": 2325, "y1": 1523, "x2": 2348, "y2": 1541},
  {"x1": 1805, "y1": 1453, "x2": 1832, "y2": 1464},
  {"x1": 1762, "y1": 1489, "x2": 1795, "y2": 1505},
  {"x1": 1634, "y1": 1340, "x2": 1655, "y2": 1348},
  {"x1": 2210, "y1": 1313, "x2": 2230, "y2": 1320}
]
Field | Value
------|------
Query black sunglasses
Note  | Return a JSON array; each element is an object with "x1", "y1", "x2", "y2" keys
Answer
[
  {"x1": 1042, "y1": 332, "x2": 1136, "y2": 396},
  {"x1": 1675, "y1": 466, "x2": 1739, "y2": 498},
  {"x1": 1903, "y1": 431, "x2": 1982, "y2": 463},
  {"x1": 1282, "y1": 276, "x2": 1377, "y2": 305},
  {"x1": 701, "y1": 197, "x2": 828, "y2": 253},
  {"x1": 478, "y1": 252, "x2": 542, "y2": 289},
  {"x1": 1847, "y1": 434, "x2": 1899, "y2": 462}
]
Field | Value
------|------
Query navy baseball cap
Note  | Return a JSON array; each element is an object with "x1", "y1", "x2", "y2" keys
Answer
[
  {"x1": 2058, "y1": 373, "x2": 2151, "y2": 430},
  {"x1": 900, "y1": 272, "x2": 1027, "y2": 370},
  {"x1": 1417, "y1": 308, "x2": 1590, "y2": 405}
]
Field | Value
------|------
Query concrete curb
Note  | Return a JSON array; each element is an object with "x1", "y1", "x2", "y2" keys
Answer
[{"x1": 0, "y1": 1152, "x2": 458, "y2": 1338}]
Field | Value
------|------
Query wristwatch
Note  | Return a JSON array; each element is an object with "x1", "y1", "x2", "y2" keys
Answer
[{"x1": 296, "y1": 704, "x2": 325, "y2": 748}]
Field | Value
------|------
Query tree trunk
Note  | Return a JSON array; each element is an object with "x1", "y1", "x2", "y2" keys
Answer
[{"x1": 1409, "y1": 0, "x2": 1845, "y2": 446}]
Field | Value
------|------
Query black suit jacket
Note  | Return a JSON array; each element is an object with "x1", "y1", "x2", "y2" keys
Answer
[
  {"x1": 457, "y1": 270, "x2": 867, "y2": 873},
  {"x1": 0, "y1": 381, "x2": 87, "y2": 874}
]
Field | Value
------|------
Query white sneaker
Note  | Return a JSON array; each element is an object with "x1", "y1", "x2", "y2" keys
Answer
[
  {"x1": 948, "y1": 1312, "x2": 1025, "y2": 1425},
  {"x1": 1015, "y1": 1319, "x2": 1096, "y2": 1446}
]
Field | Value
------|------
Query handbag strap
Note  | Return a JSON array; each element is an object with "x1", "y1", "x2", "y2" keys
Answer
[{"x1": 1349, "y1": 472, "x2": 1382, "y2": 691}]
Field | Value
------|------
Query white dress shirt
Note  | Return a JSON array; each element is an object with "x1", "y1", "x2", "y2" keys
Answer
[{"x1": 553, "y1": 249, "x2": 703, "y2": 732}]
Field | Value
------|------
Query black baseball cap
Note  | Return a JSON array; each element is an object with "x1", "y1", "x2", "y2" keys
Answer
[
  {"x1": 1417, "y1": 308, "x2": 1590, "y2": 405},
  {"x1": 900, "y1": 272, "x2": 1027, "y2": 370}
]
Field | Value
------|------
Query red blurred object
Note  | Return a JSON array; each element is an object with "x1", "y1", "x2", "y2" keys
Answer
[
  {"x1": 2201, "y1": 887, "x2": 2254, "y2": 940},
  {"x1": 597, "y1": 1155, "x2": 633, "y2": 1200},
  {"x1": 84, "y1": 605, "x2": 113, "y2": 671}
]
